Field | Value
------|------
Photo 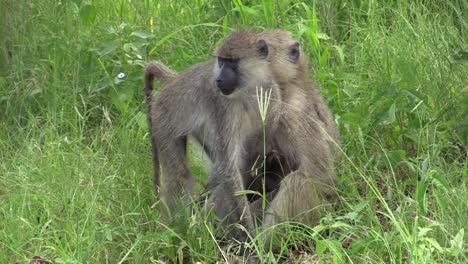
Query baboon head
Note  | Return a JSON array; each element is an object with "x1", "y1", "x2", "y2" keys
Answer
[
  {"x1": 213, "y1": 30, "x2": 269, "y2": 96},
  {"x1": 259, "y1": 30, "x2": 307, "y2": 85},
  {"x1": 212, "y1": 30, "x2": 307, "y2": 96}
]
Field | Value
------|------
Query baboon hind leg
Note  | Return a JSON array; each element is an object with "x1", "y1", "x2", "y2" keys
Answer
[
  {"x1": 158, "y1": 136, "x2": 194, "y2": 217},
  {"x1": 262, "y1": 171, "x2": 333, "y2": 237}
]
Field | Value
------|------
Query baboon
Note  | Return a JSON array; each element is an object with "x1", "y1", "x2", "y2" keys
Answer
[
  {"x1": 145, "y1": 50, "x2": 295, "y2": 205},
  {"x1": 143, "y1": 62, "x2": 287, "y2": 224},
  {"x1": 145, "y1": 61, "x2": 288, "y2": 203},
  {"x1": 144, "y1": 29, "x2": 339, "y2": 249}
]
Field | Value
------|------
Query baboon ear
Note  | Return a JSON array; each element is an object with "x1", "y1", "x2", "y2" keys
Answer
[
  {"x1": 256, "y1": 39, "x2": 269, "y2": 59},
  {"x1": 289, "y1": 42, "x2": 300, "y2": 63}
]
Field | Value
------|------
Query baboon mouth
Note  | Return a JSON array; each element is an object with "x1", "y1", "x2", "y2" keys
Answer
[{"x1": 219, "y1": 87, "x2": 236, "y2": 96}]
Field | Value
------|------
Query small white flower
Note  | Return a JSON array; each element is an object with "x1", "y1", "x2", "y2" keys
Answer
[
  {"x1": 136, "y1": 54, "x2": 143, "y2": 60},
  {"x1": 117, "y1": 72, "x2": 125, "y2": 79}
]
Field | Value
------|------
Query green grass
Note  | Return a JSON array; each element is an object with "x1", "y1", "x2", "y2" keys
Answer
[{"x1": 0, "y1": 0, "x2": 466, "y2": 263}]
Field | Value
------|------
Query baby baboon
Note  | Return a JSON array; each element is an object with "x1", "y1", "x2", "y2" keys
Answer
[
  {"x1": 144, "y1": 29, "x2": 339, "y2": 248},
  {"x1": 244, "y1": 150, "x2": 293, "y2": 203}
]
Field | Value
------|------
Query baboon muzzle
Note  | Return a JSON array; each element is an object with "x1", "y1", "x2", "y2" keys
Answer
[{"x1": 216, "y1": 66, "x2": 239, "y2": 95}]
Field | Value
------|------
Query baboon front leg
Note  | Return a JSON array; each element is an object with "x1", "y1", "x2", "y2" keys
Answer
[
  {"x1": 203, "y1": 118, "x2": 257, "y2": 242},
  {"x1": 205, "y1": 167, "x2": 256, "y2": 243},
  {"x1": 204, "y1": 176, "x2": 258, "y2": 263}
]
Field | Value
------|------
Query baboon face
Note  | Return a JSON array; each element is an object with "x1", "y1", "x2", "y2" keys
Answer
[
  {"x1": 213, "y1": 31, "x2": 271, "y2": 96},
  {"x1": 259, "y1": 30, "x2": 305, "y2": 84},
  {"x1": 273, "y1": 41, "x2": 302, "y2": 82}
]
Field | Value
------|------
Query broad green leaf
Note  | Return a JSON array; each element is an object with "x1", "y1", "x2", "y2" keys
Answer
[
  {"x1": 130, "y1": 30, "x2": 155, "y2": 39},
  {"x1": 333, "y1": 45, "x2": 345, "y2": 64},
  {"x1": 312, "y1": 223, "x2": 326, "y2": 233},
  {"x1": 315, "y1": 239, "x2": 326, "y2": 256},
  {"x1": 425, "y1": 238, "x2": 443, "y2": 252},
  {"x1": 317, "y1": 32, "x2": 330, "y2": 40},
  {"x1": 80, "y1": 4, "x2": 96, "y2": 25},
  {"x1": 417, "y1": 227, "x2": 432, "y2": 237},
  {"x1": 343, "y1": 201, "x2": 368, "y2": 221},
  {"x1": 104, "y1": 25, "x2": 118, "y2": 35},
  {"x1": 105, "y1": 229, "x2": 113, "y2": 241},
  {"x1": 97, "y1": 40, "x2": 120, "y2": 56},
  {"x1": 387, "y1": 102, "x2": 396, "y2": 123},
  {"x1": 388, "y1": 149, "x2": 406, "y2": 168},
  {"x1": 331, "y1": 221, "x2": 352, "y2": 229},
  {"x1": 448, "y1": 228, "x2": 464, "y2": 256},
  {"x1": 432, "y1": 173, "x2": 449, "y2": 189},
  {"x1": 415, "y1": 179, "x2": 428, "y2": 213}
]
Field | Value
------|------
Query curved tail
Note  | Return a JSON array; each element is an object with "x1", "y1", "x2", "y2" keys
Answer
[
  {"x1": 145, "y1": 60, "x2": 176, "y2": 87},
  {"x1": 144, "y1": 61, "x2": 177, "y2": 189},
  {"x1": 144, "y1": 61, "x2": 177, "y2": 106}
]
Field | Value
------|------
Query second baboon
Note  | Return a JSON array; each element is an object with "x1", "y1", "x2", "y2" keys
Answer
[{"x1": 144, "y1": 29, "x2": 339, "y2": 249}]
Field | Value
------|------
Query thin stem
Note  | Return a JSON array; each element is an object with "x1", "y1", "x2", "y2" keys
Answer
[{"x1": 255, "y1": 86, "x2": 272, "y2": 212}]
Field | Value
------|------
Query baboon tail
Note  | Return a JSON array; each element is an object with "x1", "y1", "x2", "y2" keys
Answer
[
  {"x1": 145, "y1": 61, "x2": 176, "y2": 88},
  {"x1": 144, "y1": 61, "x2": 176, "y2": 190},
  {"x1": 144, "y1": 61, "x2": 176, "y2": 105}
]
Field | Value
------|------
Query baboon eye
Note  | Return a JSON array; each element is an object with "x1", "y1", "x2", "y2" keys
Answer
[
  {"x1": 289, "y1": 42, "x2": 300, "y2": 63},
  {"x1": 217, "y1": 57, "x2": 239, "y2": 71},
  {"x1": 257, "y1": 39, "x2": 269, "y2": 59},
  {"x1": 217, "y1": 58, "x2": 224, "y2": 68}
]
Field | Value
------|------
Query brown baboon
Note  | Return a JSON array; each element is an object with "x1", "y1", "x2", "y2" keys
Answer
[
  {"x1": 144, "y1": 62, "x2": 287, "y2": 203},
  {"x1": 144, "y1": 29, "x2": 339, "y2": 251}
]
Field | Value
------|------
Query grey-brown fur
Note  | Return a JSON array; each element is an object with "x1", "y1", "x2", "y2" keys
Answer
[
  {"x1": 144, "y1": 61, "x2": 176, "y2": 188},
  {"x1": 144, "y1": 29, "x2": 340, "y2": 253}
]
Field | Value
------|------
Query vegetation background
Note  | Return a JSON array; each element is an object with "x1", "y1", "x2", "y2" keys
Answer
[{"x1": 0, "y1": 0, "x2": 466, "y2": 263}]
